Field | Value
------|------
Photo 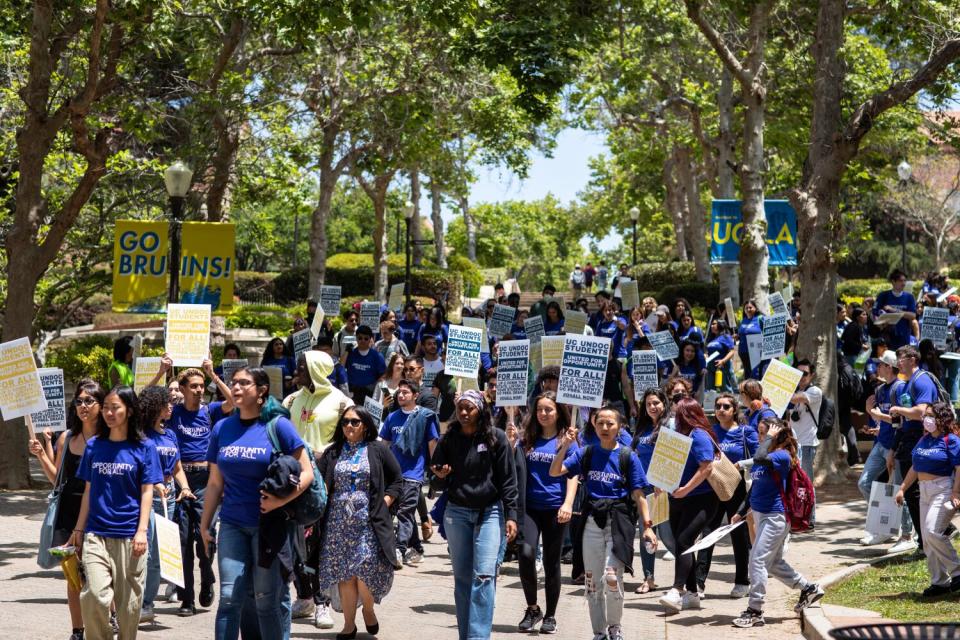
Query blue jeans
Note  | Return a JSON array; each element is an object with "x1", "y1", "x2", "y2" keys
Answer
[
  {"x1": 944, "y1": 358, "x2": 960, "y2": 403},
  {"x1": 799, "y1": 446, "x2": 817, "y2": 525},
  {"x1": 857, "y1": 442, "x2": 912, "y2": 536},
  {"x1": 215, "y1": 521, "x2": 291, "y2": 640},
  {"x1": 444, "y1": 502, "x2": 503, "y2": 640},
  {"x1": 144, "y1": 481, "x2": 177, "y2": 607}
]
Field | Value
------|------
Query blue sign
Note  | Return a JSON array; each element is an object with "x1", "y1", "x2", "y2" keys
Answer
[{"x1": 709, "y1": 199, "x2": 798, "y2": 267}]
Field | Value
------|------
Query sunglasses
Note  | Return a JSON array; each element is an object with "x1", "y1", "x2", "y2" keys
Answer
[
  {"x1": 715, "y1": 403, "x2": 733, "y2": 410},
  {"x1": 342, "y1": 418, "x2": 364, "y2": 428},
  {"x1": 74, "y1": 397, "x2": 99, "y2": 407},
  {"x1": 402, "y1": 366, "x2": 421, "y2": 372},
  {"x1": 229, "y1": 379, "x2": 255, "y2": 387}
]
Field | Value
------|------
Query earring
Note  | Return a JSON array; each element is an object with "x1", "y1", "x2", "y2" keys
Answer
[{"x1": 257, "y1": 397, "x2": 264, "y2": 405}]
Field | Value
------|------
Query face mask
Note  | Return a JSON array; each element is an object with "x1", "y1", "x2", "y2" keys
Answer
[{"x1": 923, "y1": 416, "x2": 937, "y2": 433}]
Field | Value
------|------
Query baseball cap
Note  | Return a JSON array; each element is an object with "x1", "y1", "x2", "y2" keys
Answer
[{"x1": 872, "y1": 351, "x2": 898, "y2": 367}]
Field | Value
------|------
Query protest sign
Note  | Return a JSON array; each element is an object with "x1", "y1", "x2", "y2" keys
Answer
[
  {"x1": 155, "y1": 513, "x2": 184, "y2": 588},
  {"x1": 165, "y1": 304, "x2": 211, "y2": 367},
  {"x1": 644, "y1": 312, "x2": 659, "y2": 334},
  {"x1": 938, "y1": 287, "x2": 958, "y2": 303},
  {"x1": 112, "y1": 220, "x2": 169, "y2": 313},
  {"x1": 292, "y1": 329, "x2": 313, "y2": 361},
  {"x1": 768, "y1": 292, "x2": 787, "y2": 316},
  {"x1": 264, "y1": 366, "x2": 284, "y2": 400},
  {"x1": 497, "y1": 340, "x2": 530, "y2": 407},
  {"x1": 523, "y1": 315, "x2": 545, "y2": 344},
  {"x1": 682, "y1": 521, "x2": 745, "y2": 555},
  {"x1": 761, "y1": 313, "x2": 789, "y2": 360},
  {"x1": 221, "y1": 359, "x2": 248, "y2": 385},
  {"x1": 724, "y1": 296, "x2": 737, "y2": 329},
  {"x1": 388, "y1": 283, "x2": 405, "y2": 311},
  {"x1": 310, "y1": 307, "x2": 325, "y2": 340},
  {"x1": 631, "y1": 351, "x2": 660, "y2": 400},
  {"x1": 360, "y1": 302, "x2": 381, "y2": 330},
  {"x1": 179, "y1": 221, "x2": 236, "y2": 312},
  {"x1": 784, "y1": 282, "x2": 794, "y2": 301},
  {"x1": 649, "y1": 491, "x2": 669, "y2": 527},
  {"x1": 132, "y1": 335, "x2": 143, "y2": 362},
  {"x1": 133, "y1": 357, "x2": 162, "y2": 393},
  {"x1": 557, "y1": 335, "x2": 611, "y2": 408},
  {"x1": 0, "y1": 337, "x2": 48, "y2": 421},
  {"x1": 621, "y1": 280, "x2": 640, "y2": 310},
  {"x1": 760, "y1": 359, "x2": 804, "y2": 417},
  {"x1": 746, "y1": 334, "x2": 762, "y2": 370},
  {"x1": 529, "y1": 341, "x2": 542, "y2": 374},
  {"x1": 445, "y1": 325, "x2": 483, "y2": 377},
  {"x1": 457, "y1": 376, "x2": 480, "y2": 393},
  {"x1": 921, "y1": 307, "x2": 949, "y2": 348},
  {"x1": 30, "y1": 368, "x2": 66, "y2": 433},
  {"x1": 646, "y1": 428, "x2": 692, "y2": 492},
  {"x1": 489, "y1": 304, "x2": 516, "y2": 338},
  {"x1": 648, "y1": 331, "x2": 680, "y2": 361},
  {"x1": 703, "y1": 389, "x2": 718, "y2": 413},
  {"x1": 320, "y1": 286, "x2": 342, "y2": 316},
  {"x1": 564, "y1": 310, "x2": 588, "y2": 335},
  {"x1": 463, "y1": 317, "x2": 490, "y2": 353},
  {"x1": 363, "y1": 396, "x2": 383, "y2": 425},
  {"x1": 540, "y1": 336, "x2": 566, "y2": 368},
  {"x1": 866, "y1": 481, "x2": 903, "y2": 539},
  {"x1": 875, "y1": 312, "x2": 904, "y2": 327}
]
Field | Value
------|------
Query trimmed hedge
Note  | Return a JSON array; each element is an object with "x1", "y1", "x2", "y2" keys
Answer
[
  {"x1": 657, "y1": 282, "x2": 721, "y2": 312},
  {"x1": 235, "y1": 271, "x2": 279, "y2": 301},
  {"x1": 46, "y1": 335, "x2": 165, "y2": 384},
  {"x1": 631, "y1": 261, "x2": 699, "y2": 291}
]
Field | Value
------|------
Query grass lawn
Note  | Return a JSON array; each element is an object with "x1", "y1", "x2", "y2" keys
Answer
[{"x1": 824, "y1": 541, "x2": 960, "y2": 622}]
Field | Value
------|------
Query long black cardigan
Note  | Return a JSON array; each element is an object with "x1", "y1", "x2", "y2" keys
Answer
[{"x1": 315, "y1": 440, "x2": 403, "y2": 564}]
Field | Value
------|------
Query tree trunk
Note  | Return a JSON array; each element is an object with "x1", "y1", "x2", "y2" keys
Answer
[
  {"x1": 430, "y1": 180, "x2": 447, "y2": 268},
  {"x1": 664, "y1": 149, "x2": 688, "y2": 261},
  {"x1": 676, "y1": 145, "x2": 712, "y2": 282},
  {"x1": 205, "y1": 114, "x2": 241, "y2": 222},
  {"x1": 308, "y1": 170, "x2": 337, "y2": 298},
  {"x1": 410, "y1": 169, "x2": 424, "y2": 266},
  {"x1": 739, "y1": 90, "x2": 770, "y2": 311},
  {"x1": 359, "y1": 172, "x2": 396, "y2": 301},
  {"x1": 460, "y1": 194, "x2": 477, "y2": 262},
  {"x1": 716, "y1": 69, "x2": 740, "y2": 306}
]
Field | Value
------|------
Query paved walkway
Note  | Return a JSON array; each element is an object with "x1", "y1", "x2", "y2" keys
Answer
[{"x1": 0, "y1": 465, "x2": 886, "y2": 640}]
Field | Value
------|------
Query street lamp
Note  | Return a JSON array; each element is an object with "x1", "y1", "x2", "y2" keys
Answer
[
  {"x1": 164, "y1": 161, "x2": 192, "y2": 304},
  {"x1": 629, "y1": 206, "x2": 640, "y2": 267},
  {"x1": 403, "y1": 200, "x2": 415, "y2": 303},
  {"x1": 897, "y1": 160, "x2": 912, "y2": 271}
]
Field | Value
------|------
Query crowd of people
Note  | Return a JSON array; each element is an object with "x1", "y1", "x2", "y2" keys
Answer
[{"x1": 26, "y1": 266, "x2": 960, "y2": 640}]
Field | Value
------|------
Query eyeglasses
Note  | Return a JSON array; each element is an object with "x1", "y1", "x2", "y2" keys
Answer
[
  {"x1": 342, "y1": 418, "x2": 364, "y2": 428},
  {"x1": 74, "y1": 397, "x2": 99, "y2": 407},
  {"x1": 402, "y1": 366, "x2": 421, "y2": 373},
  {"x1": 229, "y1": 379, "x2": 255, "y2": 388},
  {"x1": 715, "y1": 403, "x2": 733, "y2": 410}
]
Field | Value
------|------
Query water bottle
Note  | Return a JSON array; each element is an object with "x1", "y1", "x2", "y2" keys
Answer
[
  {"x1": 644, "y1": 539, "x2": 656, "y2": 554},
  {"x1": 714, "y1": 368, "x2": 723, "y2": 388}
]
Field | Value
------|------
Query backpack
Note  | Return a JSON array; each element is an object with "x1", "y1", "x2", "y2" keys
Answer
[
  {"x1": 837, "y1": 359, "x2": 863, "y2": 409},
  {"x1": 572, "y1": 270, "x2": 585, "y2": 285},
  {"x1": 580, "y1": 444, "x2": 637, "y2": 519},
  {"x1": 905, "y1": 369, "x2": 956, "y2": 421},
  {"x1": 811, "y1": 394, "x2": 836, "y2": 441},
  {"x1": 773, "y1": 464, "x2": 815, "y2": 533},
  {"x1": 266, "y1": 418, "x2": 328, "y2": 525}
]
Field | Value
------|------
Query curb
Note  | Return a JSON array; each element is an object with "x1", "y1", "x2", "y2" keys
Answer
[{"x1": 801, "y1": 548, "x2": 914, "y2": 640}]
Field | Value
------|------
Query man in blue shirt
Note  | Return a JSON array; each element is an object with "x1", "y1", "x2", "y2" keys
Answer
[
  {"x1": 874, "y1": 269, "x2": 917, "y2": 349},
  {"x1": 345, "y1": 325, "x2": 386, "y2": 403}
]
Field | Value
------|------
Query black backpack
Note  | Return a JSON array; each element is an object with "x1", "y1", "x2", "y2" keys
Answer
[
  {"x1": 812, "y1": 394, "x2": 836, "y2": 440},
  {"x1": 837, "y1": 359, "x2": 864, "y2": 409},
  {"x1": 580, "y1": 444, "x2": 637, "y2": 519},
  {"x1": 905, "y1": 370, "x2": 956, "y2": 421}
]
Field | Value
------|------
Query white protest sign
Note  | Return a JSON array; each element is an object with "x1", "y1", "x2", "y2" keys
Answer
[
  {"x1": 703, "y1": 389, "x2": 718, "y2": 413},
  {"x1": 221, "y1": 359, "x2": 248, "y2": 385},
  {"x1": 155, "y1": 513, "x2": 184, "y2": 588},
  {"x1": 724, "y1": 297, "x2": 737, "y2": 329},
  {"x1": 359, "y1": 302, "x2": 381, "y2": 330},
  {"x1": 292, "y1": 329, "x2": 313, "y2": 361},
  {"x1": 165, "y1": 304, "x2": 211, "y2": 367},
  {"x1": 631, "y1": 351, "x2": 660, "y2": 400},
  {"x1": 363, "y1": 396, "x2": 383, "y2": 425},
  {"x1": 920, "y1": 307, "x2": 949, "y2": 348},
  {"x1": 496, "y1": 340, "x2": 530, "y2": 407},
  {"x1": 463, "y1": 317, "x2": 490, "y2": 354},
  {"x1": 489, "y1": 304, "x2": 516, "y2": 338},
  {"x1": 0, "y1": 337, "x2": 47, "y2": 421},
  {"x1": 30, "y1": 368, "x2": 66, "y2": 433},
  {"x1": 761, "y1": 313, "x2": 789, "y2": 361},
  {"x1": 760, "y1": 359, "x2": 804, "y2": 417},
  {"x1": 646, "y1": 428, "x2": 692, "y2": 492},
  {"x1": 682, "y1": 521, "x2": 746, "y2": 555},
  {"x1": 388, "y1": 283, "x2": 405, "y2": 311},
  {"x1": 768, "y1": 292, "x2": 787, "y2": 316},
  {"x1": 704, "y1": 350, "x2": 720, "y2": 365},
  {"x1": 937, "y1": 287, "x2": 958, "y2": 303},
  {"x1": 524, "y1": 315, "x2": 545, "y2": 344},
  {"x1": 621, "y1": 280, "x2": 640, "y2": 310},
  {"x1": 564, "y1": 310, "x2": 588, "y2": 335},
  {"x1": 320, "y1": 286, "x2": 341, "y2": 316},
  {"x1": 529, "y1": 341, "x2": 542, "y2": 374},
  {"x1": 648, "y1": 331, "x2": 680, "y2": 361},
  {"x1": 557, "y1": 335, "x2": 610, "y2": 408},
  {"x1": 445, "y1": 325, "x2": 483, "y2": 377},
  {"x1": 132, "y1": 335, "x2": 143, "y2": 362},
  {"x1": 866, "y1": 481, "x2": 903, "y2": 538},
  {"x1": 310, "y1": 307, "x2": 325, "y2": 340},
  {"x1": 746, "y1": 334, "x2": 762, "y2": 370},
  {"x1": 540, "y1": 335, "x2": 566, "y2": 368},
  {"x1": 264, "y1": 366, "x2": 284, "y2": 400},
  {"x1": 784, "y1": 283, "x2": 794, "y2": 302},
  {"x1": 133, "y1": 357, "x2": 162, "y2": 393},
  {"x1": 875, "y1": 312, "x2": 904, "y2": 327}
]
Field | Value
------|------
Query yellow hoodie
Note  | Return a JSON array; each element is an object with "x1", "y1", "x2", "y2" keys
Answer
[{"x1": 286, "y1": 351, "x2": 353, "y2": 452}]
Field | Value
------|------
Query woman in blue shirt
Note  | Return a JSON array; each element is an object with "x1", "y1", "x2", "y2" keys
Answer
[
  {"x1": 737, "y1": 300, "x2": 764, "y2": 377},
  {"x1": 672, "y1": 341, "x2": 706, "y2": 396},
  {"x1": 619, "y1": 307, "x2": 648, "y2": 360},
  {"x1": 260, "y1": 338, "x2": 296, "y2": 397},
  {"x1": 516, "y1": 392, "x2": 578, "y2": 634},
  {"x1": 595, "y1": 302, "x2": 625, "y2": 346},
  {"x1": 695, "y1": 393, "x2": 757, "y2": 599},
  {"x1": 67, "y1": 386, "x2": 163, "y2": 640},
  {"x1": 416, "y1": 305, "x2": 449, "y2": 355},
  {"x1": 895, "y1": 402, "x2": 960, "y2": 596},
  {"x1": 543, "y1": 301, "x2": 566, "y2": 335},
  {"x1": 706, "y1": 319, "x2": 737, "y2": 392},
  {"x1": 676, "y1": 312, "x2": 704, "y2": 346},
  {"x1": 200, "y1": 367, "x2": 313, "y2": 640}
]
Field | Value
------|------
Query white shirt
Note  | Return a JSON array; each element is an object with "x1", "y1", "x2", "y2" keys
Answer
[{"x1": 790, "y1": 384, "x2": 823, "y2": 447}]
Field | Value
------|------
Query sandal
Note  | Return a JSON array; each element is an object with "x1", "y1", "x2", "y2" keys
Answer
[
  {"x1": 421, "y1": 520, "x2": 434, "y2": 542},
  {"x1": 635, "y1": 577, "x2": 655, "y2": 594}
]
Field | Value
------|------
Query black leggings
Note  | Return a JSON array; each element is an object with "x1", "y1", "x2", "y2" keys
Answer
[
  {"x1": 669, "y1": 492, "x2": 720, "y2": 592},
  {"x1": 898, "y1": 458, "x2": 923, "y2": 550},
  {"x1": 519, "y1": 508, "x2": 567, "y2": 617},
  {"x1": 695, "y1": 478, "x2": 750, "y2": 587}
]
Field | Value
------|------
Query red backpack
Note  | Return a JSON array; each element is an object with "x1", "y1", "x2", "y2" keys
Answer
[{"x1": 773, "y1": 464, "x2": 815, "y2": 533}]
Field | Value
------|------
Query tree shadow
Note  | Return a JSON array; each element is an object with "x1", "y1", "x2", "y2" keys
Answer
[{"x1": 0, "y1": 490, "x2": 49, "y2": 518}]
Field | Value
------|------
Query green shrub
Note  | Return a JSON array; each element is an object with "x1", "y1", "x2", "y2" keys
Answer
[
  {"x1": 46, "y1": 335, "x2": 115, "y2": 384},
  {"x1": 224, "y1": 306, "x2": 294, "y2": 336},
  {"x1": 836, "y1": 279, "x2": 890, "y2": 302},
  {"x1": 235, "y1": 271, "x2": 279, "y2": 301},
  {"x1": 326, "y1": 253, "x2": 406, "y2": 269},
  {"x1": 657, "y1": 282, "x2": 720, "y2": 312},
  {"x1": 448, "y1": 255, "x2": 483, "y2": 297},
  {"x1": 632, "y1": 262, "x2": 699, "y2": 291}
]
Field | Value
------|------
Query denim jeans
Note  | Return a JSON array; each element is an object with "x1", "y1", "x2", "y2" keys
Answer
[
  {"x1": 178, "y1": 468, "x2": 217, "y2": 605},
  {"x1": 943, "y1": 357, "x2": 960, "y2": 403},
  {"x1": 798, "y1": 445, "x2": 818, "y2": 525},
  {"x1": 395, "y1": 479, "x2": 422, "y2": 557},
  {"x1": 858, "y1": 443, "x2": 912, "y2": 536},
  {"x1": 215, "y1": 521, "x2": 291, "y2": 640},
  {"x1": 444, "y1": 502, "x2": 503, "y2": 640},
  {"x1": 144, "y1": 480, "x2": 177, "y2": 607},
  {"x1": 582, "y1": 516, "x2": 624, "y2": 634}
]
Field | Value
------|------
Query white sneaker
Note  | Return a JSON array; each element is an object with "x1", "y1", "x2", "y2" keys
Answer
[
  {"x1": 659, "y1": 588, "x2": 683, "y2": 613},
  {"x1": 139, "y1": 604, "x2": 155, "y2": 623},
  {"x1": 730, "y1": 583, "x2": 751, "y2": 598},
  {"x1": 662, "y1": 550, "x2": 675, "y2": 561},
  {"x1": 889, "y1": 538, "x2": 917, "y2": 554},
  {"x1": 860, "y1": 533, "x2": 885, "y2": 546},
  {"x1": 163, "y1": 583, "x2": 179, "y2": 602},
  {"x1": 291, "y1": 598, "x2": 315, "y2": 619},
  {"x1": 536, "y1": 558, "x2": 544, "y2": 575},
  {"x1": 403, "y1": 548, "x2": 424, "y2": 566},
  {"x1": 682, "y1": 592, "x2": 702, "y2": 610},
  {"x1": 314, "y1": 603, "x2": 335, "y2": 629}
]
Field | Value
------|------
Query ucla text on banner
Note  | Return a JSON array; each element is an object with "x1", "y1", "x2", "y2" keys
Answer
[
  {"x1": 709, "y1": 199, "x2": 797, "y2": 266},
  {"x1": 179, "y1": 222, "x2": 235, "y2": 312}
]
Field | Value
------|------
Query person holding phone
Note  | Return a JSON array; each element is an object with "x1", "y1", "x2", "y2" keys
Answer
[{"x1": 430, "y1": 390, "x2": 518, "y2": 640}]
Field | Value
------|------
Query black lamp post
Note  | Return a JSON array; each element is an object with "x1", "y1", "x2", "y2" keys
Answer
[
  {"x1": 897, "y1": 160, "x2": 912, "y2": 271},
  {"x1": 629, "y1": 206, "x2": 640, "y2": 267},
  {"x1": 403, "y1": 200, "x2": 414, "y2": 303},
  {"x1": 164, "y1": 161, "x2": 193, "y2": 304}
]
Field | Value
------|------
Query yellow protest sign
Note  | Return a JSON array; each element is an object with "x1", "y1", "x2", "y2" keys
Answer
[
  {"x1": 155, "y1": 513, "x2": 184, "y2": 588},
  {"x1": 165, "y1": 304, "x2": 211, "y2": 367},
  {"x1": 133, "y1": 357, "x2": 162, "y2": 393},
  {"x1": 112, "y1": 220, "x2": 168, "y2": 313},
  {"x1": 646, "y1": 429, "x2": 692, "y2": 492},
  {"x1": 760, "y1": 359, "x2": 804, "y2": 417},
  {"x1": 529, "y1": 342, "x2": 542, "y2": 373},
  {"x1": 649, "y1": 490, "x2": 669, "y2": 527},
  {"x1": 179, "y1": 222, "x2": 235, "y2": 313},
  {"x1": 540, "y1": 336, "x2": 565, "y2": 368},
  {"x1": 0, "y1": 338, "x2": 48, "y2": 420}
]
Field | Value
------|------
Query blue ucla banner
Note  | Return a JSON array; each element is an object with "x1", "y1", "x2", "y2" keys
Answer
[{"x1": 709, "y1": 199, "x2": 797, "y2": 266}]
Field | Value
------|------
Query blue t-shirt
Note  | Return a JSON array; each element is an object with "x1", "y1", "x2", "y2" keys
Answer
[
  {"x1": 170, "y1": 401, "x2": 227, "y2": 462},
  {"x1": 746, "y1": 405, "x2": 779, "y2": 430},
  {"x1": 345, "y1": 349, "x2": 387, "y2": 387},
  {"x1": 417, "y1": 323, "x2": 449, "y2": 351},
  {"x1": 77, "y1": 436, "x2": 163, "y2": 538},
  {"x1": 509, "y1": 323, "x2": 527, "y2": 340},
  {"x1": 378, "y1": 408, "x2": 440, "y2": 480},
  {"x1": 713, "y1": 423, "x2": 759, "y2": 465},
  {"x1": 595, "y1": 319, "x2": 622, "y2": 345},
  {"x1": 901, "y1": 369, "x2": 939, "y2": 434},
  {"x1": 749, "y1": 449, "x2": 792, "y2": 513},
  {"x1": 678, "y1": 325, "x2": 704, "y2": 345},
  {"x1": 262, "y1": 355, "x2": 296, "y2": 380},
  {"x1": 632, "y1": 425, "x2": 657, "y2": 476},
  {"x1": 544, "y1": 319, "x2": 565, "y2": 335},
  {"x1": 737, "y1": 315, "x2": 763, "y2": 351},
  {"x1": 677, "y1": 356, "x2": 706, "y2": 392},
  {"x1": 706, "y1": 334, "x2": 735, "y2": 360},
  {"x1": 327, "y1": 362, "x2": 348, "y2": 388},
  {"x1": 524, "y1": 436, "x2": 578, "y2": 510},
  {"x1": 397, "y1": 318, "x2": 422, "y2": 353},
  {"x1": 145, "y1": 428, "x2": 181, "y2": 478},
  {"x1": 206, "y1": 415, "x2": 305, "y2": 528},
  {"x1": 872, "y1": 380, "x2": 904, "y2": 449},
  {"x1": 911, "y1": 433, "x2": 960, "y2": 476},
  {"x1": 580, "y1": 428, "x2": 633, "y2": 449},
  {"x1": 564, "y1": 444, "x2": 647, "y2": 500},
  {"x1": 874, "y1": 290, "x2": 916, "y2": 348},
  {"x1": 679, "y1": 428, "x2": 717, "y2": 496}
]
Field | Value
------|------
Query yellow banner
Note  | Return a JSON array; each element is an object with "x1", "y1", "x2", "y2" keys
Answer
[
  {"x1": 179, "y1": 222, "x2": 235, "y2": 313},
  {"x1": 112, "y1": 220, "x2": 169, "y2": 313}
]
